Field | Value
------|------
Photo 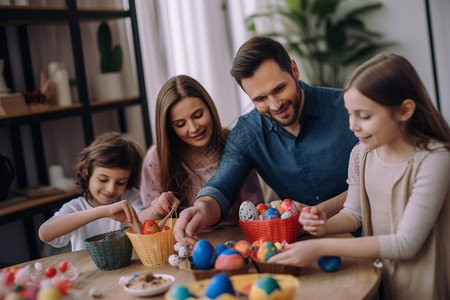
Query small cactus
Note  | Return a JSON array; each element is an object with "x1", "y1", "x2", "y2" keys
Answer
[{"x1": 97, "y1": 22, "x2": 123, "y2": 73}]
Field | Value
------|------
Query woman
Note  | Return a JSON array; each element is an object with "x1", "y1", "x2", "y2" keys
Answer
[{"x1": 140, "y1": 75, "x2": 263, "y2": 229}]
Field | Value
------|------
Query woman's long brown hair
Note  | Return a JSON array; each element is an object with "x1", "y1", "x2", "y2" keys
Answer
[{"x1": 155, "y1": 75, "x2": 229, "y2": 201}]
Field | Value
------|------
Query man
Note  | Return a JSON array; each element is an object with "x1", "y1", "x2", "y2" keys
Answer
[{"x1": 174, "y1": 36, "x2": 358, "y2": 245}]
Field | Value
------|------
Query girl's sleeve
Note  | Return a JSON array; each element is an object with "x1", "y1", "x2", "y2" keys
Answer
[
  {"x1": 340, "y1": 143, "x2": 364, "y2": 228},
  {"x1": 379, "y1": 148, "x2": 450, "y2": 259},
  {"x1": 140, "y1": 145, "x2": 163, "y2": 207}
]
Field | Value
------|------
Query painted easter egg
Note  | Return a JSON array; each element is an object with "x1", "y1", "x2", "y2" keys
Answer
[
  {"x1": 257, "y1": 241, "x2": 279, "y2": 262},
  {"x1": 270, "y1": 200, "x2": 282, "y2": 210},
  {"x1": 192, "y1": 239, "x2": 216, "y2": 270},
  {"x1": 205, "y1": 273, "x2": 234, "y2": 299},
  {"x1": 178, "y1": 245, "x2": 189, "y2": 258},
  {"x1": 215, "y1": 244, "x2": 228, "y2": 257},
  {"x1": 263, "y1": 207, "x2": 280, "y2": 220},
  {"x1": 233, "y1": 240, "x2": 251, "y2": 258},
  {"x1": 239, "y1": 200, "x2": 258, "y2": 221},
  {"x1": 215, "y1": 249, "x2": 245, "y2": 270},
  {"x1": 281, "y1": 211, "x2": 292, "y2": 219},
  {"x1": 318, "y1": 256, "x2": 341, "y2": 272},
  {"x1": 168, "y1": 254, "x2": 181, "y2": 267},
  {"x1": 249, "y1": 275, "x2": 281, "y2": 299},
  {"x1": 256, "y1": 203, "x2": 269, "y2": 217},
  {"x1": 279, "y1": 198, "x2": 299, "y2": 216},
  {"x1": 168, "y1": 285, "x2": 194, "y2": 300}
]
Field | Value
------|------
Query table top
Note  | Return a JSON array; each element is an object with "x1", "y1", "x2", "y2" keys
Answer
[{"x1": 9, "y1": 227, "x2": 381, "y2": 299}]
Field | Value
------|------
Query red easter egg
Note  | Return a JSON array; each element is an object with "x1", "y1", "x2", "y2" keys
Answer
[{"x1": 215, "y1": 249, "x2": 245, "y2": 270}]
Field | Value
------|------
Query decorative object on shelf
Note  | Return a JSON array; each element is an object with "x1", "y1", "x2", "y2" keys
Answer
[
  {"x1": 48, "y1": 164, "x2": 76, "y2": 190},
  {"x1": 246, "y1": 0, "x2": 390, "y2": 88},
  {"x1": 94, "y1": 22, "x2": 124, "y2": 100},
  {"x1": 0, "y1": 93, "x2": 28, "y2": 116},
  {"x1": 0, "y1": 60, "x2": 11, "y2": 96},
  {"x1": 47, "y1": 62, "x2": 72, "y2": 106},
  {"x1": 0, "y1": 153, "x2": 14, "y2": 201}
]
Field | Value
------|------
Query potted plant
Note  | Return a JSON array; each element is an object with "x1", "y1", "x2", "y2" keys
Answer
[
  {"x1": 246, "y1": 0, "x2": 392, "y2": 88},
  {"x1": 94, "y1": 22, "x2": 124, "y2": 100}
]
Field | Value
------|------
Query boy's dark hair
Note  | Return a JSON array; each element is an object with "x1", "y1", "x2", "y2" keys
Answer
[
  {"x1": 230, "y1": 36, "x2": 294, "y2": 89},
  {"x1": 75, "y1": 131, "x2": 143, "y2": 200}
]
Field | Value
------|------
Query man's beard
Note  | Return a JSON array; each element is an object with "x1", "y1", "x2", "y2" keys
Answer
[{"x1": 267, "y1": 83, "x2": 302, "y2": 128}]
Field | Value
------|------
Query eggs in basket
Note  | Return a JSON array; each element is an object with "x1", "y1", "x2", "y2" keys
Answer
[{"x1": 239, "y1": 199, "x2": 301, "y2": 244}]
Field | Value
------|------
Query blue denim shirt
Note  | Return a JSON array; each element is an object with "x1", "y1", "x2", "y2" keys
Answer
[{"x1": 197, "y1": 81, "x2": 358, "y2": 221}]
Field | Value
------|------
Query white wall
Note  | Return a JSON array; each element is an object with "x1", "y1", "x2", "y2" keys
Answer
[{"x1": 361, "y1": 0, "x2": 449, "y2": 122}]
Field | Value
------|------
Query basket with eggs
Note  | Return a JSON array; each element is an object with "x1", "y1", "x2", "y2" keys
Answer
[
  {"x1": 126, "y1": 216, "x2": 178, "y2": 267},
  {"x1": 238, "y1": 199, "x2": 301, "y2": 244}
]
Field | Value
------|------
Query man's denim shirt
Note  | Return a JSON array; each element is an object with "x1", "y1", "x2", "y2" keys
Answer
[{"x1": 197, "y1": 81, "x2": 358, "y2": 222}]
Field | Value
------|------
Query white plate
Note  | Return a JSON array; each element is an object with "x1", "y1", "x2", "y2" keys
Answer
[{"x1": 123, "y1": 273, "x2": 175, "y2": 297}]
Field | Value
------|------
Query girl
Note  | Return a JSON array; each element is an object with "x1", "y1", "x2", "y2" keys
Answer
[
  {"x1": 269, "y1": 54, "x2": 450, "y2": 299},
  {"x1": 39, "y1": 131, "x2": 144, "y2": 251},
  {"x1": 139, "y1": 75, "x2": 262, "y2": 228}
]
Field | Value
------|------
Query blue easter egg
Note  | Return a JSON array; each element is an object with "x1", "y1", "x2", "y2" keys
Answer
[
  {"x1": 205, "y1": 273, "x2": 234, "y2": 299},
  {"x1": 318, "y1": 256, "x2": 341, "y2": 272},
  {"x1": 215, "y1": 244, "x2": 228, "y2": 257},
  {"x1": 192, "y1": 239, "x2": 216, "y2": 270},
  {"x1": 169, "y1": 285, "x2": 193, "y2": 299}
]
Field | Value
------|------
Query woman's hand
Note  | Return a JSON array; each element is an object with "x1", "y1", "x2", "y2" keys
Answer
[
  {"x1": 267, "y1": 240, "x2": 321, "y2": 266},
  {"x1": 151, "y1": 192, "x2": 180, "y2": 218},
  {"x1": 299, "y1": 206, "x2": 327, "y2": 236}
]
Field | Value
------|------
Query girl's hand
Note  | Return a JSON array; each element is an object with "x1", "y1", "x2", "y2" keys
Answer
[
  {"x1": 151, "y1": 192, "x2": 180, "y2": 218},
  {"x1": 267, "y1": 240, "x2": 320, "y2": 266},
  {"x1": 299, "y1": 206, "x2": 327, "y2": 236}
]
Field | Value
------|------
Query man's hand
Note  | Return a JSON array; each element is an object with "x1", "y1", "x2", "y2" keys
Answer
[{"x1": 173, "y1": 197, "x2": 221, "y2": 246}]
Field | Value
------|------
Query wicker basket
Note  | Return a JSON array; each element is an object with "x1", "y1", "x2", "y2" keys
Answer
[
  {"x1": 251, "y1": 257, "x2": 302, "y2": 276},
  {"x1": 84, "y1": 228, "x2": 132, "y2": 271},
  {"x1": 239, "y1": 215, "x2": 300, "y2": 244},
  {"x1": 126, "y1": 218, "x2": 177, "y2": 267},
  {"x1": 181, "y1": 257, "x2": 251, "y2": 280}
]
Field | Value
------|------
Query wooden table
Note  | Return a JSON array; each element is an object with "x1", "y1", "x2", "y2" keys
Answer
[{"x1": 8, "y1": 227, "x2": 381, "y2": 299}]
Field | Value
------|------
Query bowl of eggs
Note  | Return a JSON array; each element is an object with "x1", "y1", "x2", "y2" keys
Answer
[
  {"x1": 250, "y1": 240, "x2": 302, "y2": 276},
  {"x1": 126, "y1": 218, "x2": 177, "y2": 267},
  {"x1": 169, "y1": 239, "x2": 252, "y2": 280},
  {"x1": 239, "y1": 199, "x2": 301, "y2": 244},
  {"x1": 165, "y1": 273, "x2": 299, "y2": 300}
]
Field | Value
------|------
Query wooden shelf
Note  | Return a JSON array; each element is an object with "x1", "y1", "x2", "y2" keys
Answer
[{"x1": 0, "y1": 188, "x2": 80, "y2": 225}]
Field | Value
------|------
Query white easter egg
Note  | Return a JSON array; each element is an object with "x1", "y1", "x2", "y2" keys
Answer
[
  {"x1": 35, "y1": 262, "x2": 44, "y2": 272},
  {"x1": 239, "y1": 200, "x2": 258, "y2": 221},
  {"x1": 168, "y1": 254, "x2": 181, "y2": 267},
  {"x1": 174, "y1": 241, "x2": 183, "y2": 252},
  {"x1": 178, "y1": 245, "x2": 189, "y2": 258}
]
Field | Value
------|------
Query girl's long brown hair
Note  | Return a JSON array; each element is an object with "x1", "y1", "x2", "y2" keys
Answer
[
  {"x1": 155, "y1": 75, "x2": 229, "y2": 200},
  {"x1": 344, "y1": 53, "x2": 450, "y2": 150}
]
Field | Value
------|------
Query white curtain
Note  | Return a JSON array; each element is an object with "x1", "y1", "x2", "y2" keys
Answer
[{"x1": 135, "y1": 0, "x2": 268, "y2": 141}]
